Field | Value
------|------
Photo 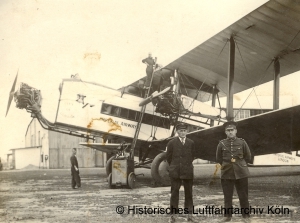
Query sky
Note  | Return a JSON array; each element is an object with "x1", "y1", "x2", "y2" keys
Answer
[{"x1": 2, "y1": 0, "x2": 300, "y2": 161}]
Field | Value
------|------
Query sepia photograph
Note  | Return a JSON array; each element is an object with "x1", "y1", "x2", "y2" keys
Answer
[{"x1": 1, "y1": 0, "x2": 300, "y2": 222}]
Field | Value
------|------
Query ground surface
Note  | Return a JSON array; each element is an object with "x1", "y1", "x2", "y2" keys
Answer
[{"x1": 1, "y1": 164, "x2": 300, "y2": 223}]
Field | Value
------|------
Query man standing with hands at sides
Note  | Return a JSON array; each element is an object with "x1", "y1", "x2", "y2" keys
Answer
[
  {"x1": 216, "y1": 121, "x2": 251, "y2": 222},
  {"x1": 70, "y1": 148, "x2": 81, "y2": 189},
  {"x1": 166, "y1": 123, "x2": 197, "y2": 223}
]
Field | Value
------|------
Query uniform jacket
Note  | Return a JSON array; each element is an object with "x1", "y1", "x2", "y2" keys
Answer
[
  {"x1": 216, "y1": 137, "x2": 251, "y2": 179},
  {"x1": 70, "y1": 154, "x2": 79, "y2": 174},
  {"x1": 166, "y1": 137, "x2": 196, "y2": 179}
]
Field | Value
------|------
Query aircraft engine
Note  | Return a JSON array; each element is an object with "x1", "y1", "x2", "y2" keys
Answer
[
  {"x1": 155, "y1": 91, "x2": 181, "y2": 116},
  {"x1": 14, "y1": 83, "x2": 42, "y2": 115}
]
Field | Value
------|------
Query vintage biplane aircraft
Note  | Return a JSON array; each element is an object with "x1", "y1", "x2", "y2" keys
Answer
[{"x1": 6, "y1": 0, "x2": 300, "y2": 187}]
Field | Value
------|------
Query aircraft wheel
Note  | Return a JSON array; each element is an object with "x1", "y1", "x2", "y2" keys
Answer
[
  {"x1": 127, "y1": 172, "x2": 136, "y2": 189},
  {"x1": 106, "y1": 155, "x2": 115, "y2": 176},
  {"x1": 108, "y1": 173, "x2": 115, "y2": 189},
  {"x1": 151, "y1": 152, "x2": 170, "y2": 186}
]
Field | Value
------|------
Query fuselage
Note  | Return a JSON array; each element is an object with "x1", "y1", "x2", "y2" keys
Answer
[{"x1": 55, "y1": 79, "x2": 171, "y2": 141}]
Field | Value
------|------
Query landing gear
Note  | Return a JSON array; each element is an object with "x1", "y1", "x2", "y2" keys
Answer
[
  {"x1": 107, "y1": 157, "x2": 135, "y2": 189},
  {"x1": 107, "y1": 173, "x2": 114, "y2": 189},
  {"x1": 127, "y1": 172, "x2": 136, "y2": 189},
  {"x1": 106, "y1": 155, "x2": 115, "y2": 176},
  {"x1": 151, "y1": 152, "x2": 171, "y2": 186}
]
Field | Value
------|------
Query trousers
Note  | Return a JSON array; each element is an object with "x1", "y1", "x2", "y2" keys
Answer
[
  {"x1": 221, "y1": 178, "x2": 249, "y2": 217},
  {"x1": 170, "y1": 178, "x2": 193, "y2": 214},
  {"x1": 71, "y1": 170, "x2": 81, "y2": 188}
]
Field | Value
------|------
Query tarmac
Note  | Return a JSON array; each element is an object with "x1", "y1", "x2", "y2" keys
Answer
[{"x1": 0, "y1": 164, "x2": 300, "y2": 222}]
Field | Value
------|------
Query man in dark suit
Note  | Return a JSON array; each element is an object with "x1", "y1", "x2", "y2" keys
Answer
[
  {"x1": 166, "y1": 123, "x2": 196, "y2": 223},
  {"x1": 216, "y1": 121, "x2": 251, "y2": 222},
  {"x1": 70, "y1": 148, "x2": 81, "y2": 189}
]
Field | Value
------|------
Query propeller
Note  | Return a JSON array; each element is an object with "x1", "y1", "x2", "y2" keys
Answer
[
  {"x1": 139, "y1": 87, "x2": 171, "y2": 107},
  {"x1": 6, "y1": 72, "x2": 18, "y2": 117}
]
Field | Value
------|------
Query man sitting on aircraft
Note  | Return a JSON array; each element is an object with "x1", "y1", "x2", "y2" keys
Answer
[
  {"x1": 216, "y1": 121, "x2": 251, "y2": 222},
  {"x1": 70, "y1": 148, "x2": 81, "y2": 189},
  {"x1": 166, "y1": 123, "x2": 197, "y2": 223}
]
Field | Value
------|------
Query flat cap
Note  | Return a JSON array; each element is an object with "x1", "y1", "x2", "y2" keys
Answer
[
  {"x1": 176, "y1": 123, "x2": 188, "y2": 130},
  {"x1": 223, "y1": 121, "x2": 237, "y2": 130}
]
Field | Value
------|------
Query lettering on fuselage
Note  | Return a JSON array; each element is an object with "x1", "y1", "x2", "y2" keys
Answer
[
  {"x1": 276, "y1": 153, "x2": 296, "y2": 163},
  {"x1": 114, "y1": 121, "x2": 137, "y2": 129}
]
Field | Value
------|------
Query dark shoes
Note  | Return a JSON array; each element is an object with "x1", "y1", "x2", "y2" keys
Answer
[
  {"x1": 221, "y1": 217, "x2": 232, "y2": 222},
  {"x1": 220, "y1": 215, "x2": 249, "y2": 222},
  {"x1": 168, "y1": 215, "x2": 176, "y2": 223},
  {"x1": 187, "y1": 214, "x2": 198, "y2": 222},
  {"x1": 243, "y1": 215, "x2": 251, "y2": 222}
]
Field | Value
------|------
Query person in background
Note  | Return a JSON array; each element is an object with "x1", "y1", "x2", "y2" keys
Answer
[
  {"x1": 142, "y1": 53, "x2": 155, "y2": 89},
  {"x1": 70, "y1": 148, "x2": 81, "y2": 189}
]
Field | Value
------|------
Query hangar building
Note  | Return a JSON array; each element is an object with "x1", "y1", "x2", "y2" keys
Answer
[{"x1": 10, "y1": 118, "x2": 106, "y2": 169}]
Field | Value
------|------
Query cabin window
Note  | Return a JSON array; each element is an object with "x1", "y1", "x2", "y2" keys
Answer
[
  {"x1": 142, "y1": 113, "x2": 153, "y2": 125},
  {"x1": 120, "y1": 108, "x2": 129, "y2": 118},
  {"x1": 128, "y1": 110, "x2": 137, "y2": 120},
  {"x1": 160, "y1": 117, "x2": 170, "y2": 129},
  {"x1": 151, "y1": 116, "x2": 159, "y2": 128},
  {"x1": 100, "y1": 103, "x2": 170, "y2": 129},
  {"x1": 111, "y1": 106, "x2": 120, "y2": 116},
  {"x1": 101, "y1": 104, "x2": 112, "y2": 114}
]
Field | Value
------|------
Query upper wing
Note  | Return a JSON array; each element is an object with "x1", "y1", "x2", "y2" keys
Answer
[
  {"x1": 128, "y1": 1, "x2": 300, "y2": 101},
  {"x1": 163, "y1": 0, "x2": 300, "y2": 96}
]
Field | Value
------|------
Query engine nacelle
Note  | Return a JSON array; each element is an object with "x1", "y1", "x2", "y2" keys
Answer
[{"x1": 14, "y1": 83, "x2": 42, "y2": 114}]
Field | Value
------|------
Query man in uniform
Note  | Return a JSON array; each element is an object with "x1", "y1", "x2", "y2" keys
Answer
[
  {"x1": 166, "y1": 123, "x2": 197, "y2": 223},
  {"x1": 216, "y1": 121, "x2": 251, "y2": 221},
  {"x1": 70, "y1": 148, "x2": 81, "y2": 189}
]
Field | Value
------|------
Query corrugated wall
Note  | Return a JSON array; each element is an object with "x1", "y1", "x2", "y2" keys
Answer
[{"x1": 48, "y1": 131, "x2": 105, "y2": 169}]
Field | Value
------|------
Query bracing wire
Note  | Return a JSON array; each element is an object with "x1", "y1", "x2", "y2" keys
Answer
[
  {"x1": 194, "y1": 38, "x2": 229, "y2": 102},
  {"x1": 285, "y1": 30, "x2": 300, "y2": 51},
  {"x1": 180, "y1": 39, "x2": 230, "y2": 112},
  {"x1": 234, "y1": 59, "x2": 274, "y2": 119},
  {"x1": 232, "y1": 28, "x2": 300, "y2": 120},
  {"x1": 179, "y1": 73, "x2": 189, "y2": 96},
  {"x1": 234, "y1": 38, "x2": 263, "y2": 114}
]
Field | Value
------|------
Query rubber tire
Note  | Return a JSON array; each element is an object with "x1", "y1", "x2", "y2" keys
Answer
[
  {"x1": 127, "y1": 172, "x2": 136, "y2": 189},
  {"x1": 106, "y1": 155, "x2": 115, "y2": 176},
  {"x1": 151, "y1": 152, "x2": 171, "y2": 186},
  {"x1": 108, "y1": 173, "x2": 115, "y2": 189}
]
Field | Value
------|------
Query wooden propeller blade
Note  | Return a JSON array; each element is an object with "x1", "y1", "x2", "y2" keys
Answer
[{"x1": 5, "y1": 72, "x2": 18, "y2": 117}]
